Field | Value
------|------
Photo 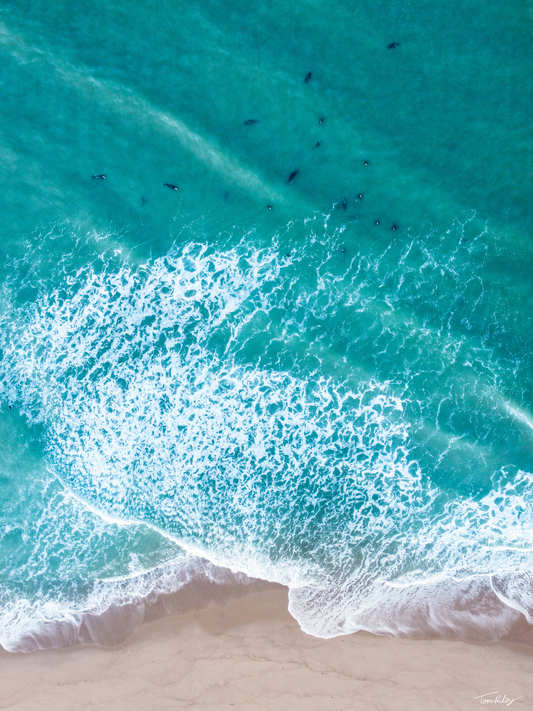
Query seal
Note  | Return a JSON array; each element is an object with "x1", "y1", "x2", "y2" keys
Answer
[
  {"x1": 244, "y1": 119, "x2": 259, "y2": 125},
  {"x1": 92, "y1": 174, "x2": 106, "y2": 180},
  {"x1": 164, "y1": 183, "x2": 179, "y2": 191},
  {"x1": 342, "y1": 197, "x2": 347, "y2": 210},
  {"x1": 387, "y1": 42, "x2": 400, "y2": 49},
  {"x1": 304, "y1": 72, "x2": 312, "y2": 83},
  {"x1": 288, "y1": 169, "x2": 299, "y2": 183}
]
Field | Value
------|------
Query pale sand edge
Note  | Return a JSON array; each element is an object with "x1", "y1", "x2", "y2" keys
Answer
[{"x1": 1, "y1": 585, "x2": 532, "y2": 711}]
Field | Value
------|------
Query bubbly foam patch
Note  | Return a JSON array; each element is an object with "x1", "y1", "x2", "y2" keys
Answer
[{"x1": 1, "y1": 229, "x2": 533, "y2": 641}]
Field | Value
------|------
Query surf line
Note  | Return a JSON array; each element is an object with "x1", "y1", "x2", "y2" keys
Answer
[{"x1": 59, "y1": 477, "x2": 272, "y2": 583}]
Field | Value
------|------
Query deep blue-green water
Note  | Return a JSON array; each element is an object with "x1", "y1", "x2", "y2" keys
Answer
[{"x1": 1, "y1": 0, "x2": 533, "y2": 651}]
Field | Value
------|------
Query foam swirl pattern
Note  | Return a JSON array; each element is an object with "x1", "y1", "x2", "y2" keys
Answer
[
  {"x1": 1, "y1": 222, "x2": 533, "y2": 647},
  {"x1": 1, "y1": 0, "x2": 533, "y2": 650}
]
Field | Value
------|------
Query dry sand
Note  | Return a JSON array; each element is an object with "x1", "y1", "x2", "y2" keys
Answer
[{"x1": 1, "y1": 585, "x2": 532, "y2": 710}]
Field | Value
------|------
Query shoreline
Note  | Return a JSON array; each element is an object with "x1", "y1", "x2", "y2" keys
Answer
[
  {"x1": 5, "y1": 555, "x2": 533, "y2": 653},
  {"x1": 1, "y1": 585, "x2": 532, "y2": 709}
]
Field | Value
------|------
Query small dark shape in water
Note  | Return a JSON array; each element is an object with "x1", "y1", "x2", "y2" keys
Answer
[
  {"x1": 268, "y1": 205, "x2": 273, "y2": 210},
  {"x1": 141, "y1": 196, "x2": 146, "y2": 206},
  {"x1": 92, "y1": 174, "x2": 106, "y2": 180},
  {"x1": 391, "y1": 223, "x2": 398, "y2": 231},
  {"x1": 358, "y1": 193, "x2": 364, "y2": 200},
  {"x1": 164, "y1": 183, "x2": 179, "y2": 191},
  {"x1": 342, "y1": 197, "x2": 347, "y2": 210},
  {"x1": 244, "y1": 119, "x2": 259, "y2": 125},
  {"x1": 364, "y1": 160, "x2": 369, "y2": 166},
  {"x1": 8, "y1": 405, "x2": 12, "y2": 410},
  {"x1": 315, "y1": 141, "x2": 322, "y2": 147},
  {"x1": 288, "y1": 169, "x2": 299, "y2": 183},
  {"x1": 387, "y1": 42, "x2": 400, "y2": 49},
  {"x1": 224, "y1": 190, "x2": 230, "y2": 201},
  {"x1": 318, "y1": 117, "x2": 324, "y2": 124},
  {"x1": 375, "y1": 220, "x2": 380, "y2": 225},
  {"x1": 305, "y1": 72, "x2": 312, "y2": 83},
  {"x1": 341, "y1": 248, "x2": 346, "y2": 253}
]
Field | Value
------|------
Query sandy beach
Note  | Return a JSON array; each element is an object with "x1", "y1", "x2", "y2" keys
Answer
[{"x1": 1, "y1": 584, "x2": 532, "y2": 711}]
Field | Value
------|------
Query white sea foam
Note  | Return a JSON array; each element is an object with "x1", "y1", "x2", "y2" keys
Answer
[{"x1": 1, "y1": 226, "x2": 533, "y2": 644}]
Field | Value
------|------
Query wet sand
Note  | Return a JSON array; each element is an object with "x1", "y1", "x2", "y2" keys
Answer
[{"x1": 1, "y1": 585, "x2": 532, "y2": 710}]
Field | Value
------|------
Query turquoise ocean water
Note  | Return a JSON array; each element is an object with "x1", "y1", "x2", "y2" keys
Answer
[{"x1": 1, "y1": 0, "x2": 533, "y2": 651}]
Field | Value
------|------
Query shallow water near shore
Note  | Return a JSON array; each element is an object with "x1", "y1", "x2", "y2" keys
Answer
[{"x1": 1, "y1": 0, "x2": 533, "y2": 651}]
